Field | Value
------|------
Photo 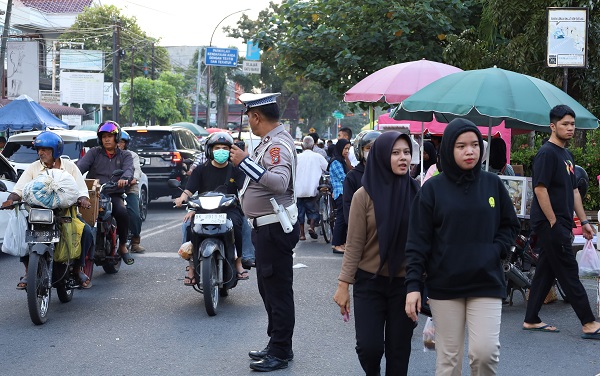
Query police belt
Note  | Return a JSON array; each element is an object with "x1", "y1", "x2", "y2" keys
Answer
[{"x1": 249, "y1": 204, "x2": 298, "y2": 229}]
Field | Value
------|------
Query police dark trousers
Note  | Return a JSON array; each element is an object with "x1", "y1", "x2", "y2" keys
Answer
[
  {"x1": 125, "y1": 193, "x2": 141, "y2": 237},
  {"x1": 525, "y1": 221, "x2": 596, "y2": 325},
  {"x1": 110, "y1": 194, "x2": 129, "y2": 244},
  {"x1": 353, "y1": 269, "x2": 415, "y2": 376},
  {"x1": 251, "y1": 221, "x2": 299, "y2": 360},
  {"x1": 332, "y1": 195, "x2": 347, "y2": 246}
]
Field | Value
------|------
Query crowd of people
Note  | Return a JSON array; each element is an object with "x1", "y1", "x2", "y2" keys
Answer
[{"x1": 3, "y1": 98, "x2": 600, "y2": 374}]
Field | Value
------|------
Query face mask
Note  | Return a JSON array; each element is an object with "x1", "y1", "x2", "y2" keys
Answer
[
  {"x1": 363, "y1": 151, "x2": 369, "y2": 161},
  {"x1": 213, "y1": 149, "x2": 230, "y2": 164}
]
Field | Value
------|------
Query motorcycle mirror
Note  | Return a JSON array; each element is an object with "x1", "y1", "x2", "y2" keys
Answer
[{"x1": 168, "y1": 179, "x2": 181, "y2": 189}]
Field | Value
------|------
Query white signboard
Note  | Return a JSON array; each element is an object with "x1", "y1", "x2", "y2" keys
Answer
[
  {"x1": 60, "y1": 50, "x2": 104, "y2": 71},
  {"x1": 103, "y1": 82, "x2": 126, "y2": 106},
  {"x1": 547, "y1": 8, "x2": 588, "y2": 67},
  {"x1": 60, "y1": 72, "x2": 104, "y2": 105},
  {"x1": 61, "y1": 114, "x2": 82, "y2": 127},
  {"x1": 243, "y1": 60, "x2": 261, "y2": 74},
  {"x1": 39, "y1": 90, "x2": 61, "y2": 104},
  {"x1": 6, "y1": 41, "x2": 40, "y2": 101}
]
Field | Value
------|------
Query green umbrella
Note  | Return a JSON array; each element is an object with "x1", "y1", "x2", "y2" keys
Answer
[
  {"x1": 170, "y1": 122, "x2": 209, "y2": 137},
  {"x1": 391, "y1": 67, "x2": 599, "y2": 131}
]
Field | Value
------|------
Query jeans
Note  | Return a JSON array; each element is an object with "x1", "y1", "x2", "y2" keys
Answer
[
  {"x1": 241, "y1": 218, "x2": 255, "y2": 261},
  {"x1": 125, "y1": 192, "x2": 142, "y2": 237}
]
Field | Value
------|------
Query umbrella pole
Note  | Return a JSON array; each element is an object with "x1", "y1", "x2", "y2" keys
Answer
[
  {"x1": 369, "y1": 106, "x2": 374, "y2": 130},
  {"x1": 420, "y1": 122, "x2": 424, "y2": 186}
]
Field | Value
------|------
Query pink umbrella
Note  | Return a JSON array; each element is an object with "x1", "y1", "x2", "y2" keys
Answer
[{"x1": 344, "y1": 59, "x2": 463, "y2": 104}]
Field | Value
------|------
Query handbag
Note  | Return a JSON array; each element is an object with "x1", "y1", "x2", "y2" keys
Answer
[
  {"x1": 54, "y1": 206, "x2": 85, "y2": 263},
  {"x1": 578, "y1": 239, "x2": 600, "y2": 277},
  {"x1": 1, "y1": 208, "x2": 28, "y2": 257}
]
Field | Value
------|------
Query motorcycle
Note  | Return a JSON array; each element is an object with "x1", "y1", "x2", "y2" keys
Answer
[
  {"x1": 169, "y1": 179, "x2": 239, "y2": 316},
  {"x1": 92, "y1": 169, "x2": 126, "y2": 275},
  {"x1": 1, "y1": 200, "x2": 83, "y2": 325}
]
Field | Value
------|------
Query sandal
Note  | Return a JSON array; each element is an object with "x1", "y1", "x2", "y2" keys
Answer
[
  {"x1": 184, "y1": 266, "x2": 196, "y2": 286},
  {"x1": 308, "y1": 228, "x2": 318, "y2": 239},
  {"x1": 77, "y1": 270, "x2": 92, "y2": 289},
  {"x1": 120, "y1": 249, "x2": 135, "y2": 265},
  {"x1": 237, "y1": 270, "x2": 249, "y2": 280},
  {"x1": 16, "y1": 275, "x2": 27, "y2": 290}
]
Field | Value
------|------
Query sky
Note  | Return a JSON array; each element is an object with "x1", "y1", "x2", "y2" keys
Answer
[{"x1": 98, "y1": 0, "x2": 280, "y2": 53}]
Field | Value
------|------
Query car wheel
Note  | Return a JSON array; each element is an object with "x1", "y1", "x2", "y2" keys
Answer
[{"x1": 140, "y1": 186, "x2": 148, "y2": 222}]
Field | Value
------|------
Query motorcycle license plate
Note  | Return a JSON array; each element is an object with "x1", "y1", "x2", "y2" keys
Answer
[
  {"x1": 194, "y1": 213, "x2": 227, "y2": 225},
  {"x1": 26, "y1": 230, "x2": 60, "y2": 243}
]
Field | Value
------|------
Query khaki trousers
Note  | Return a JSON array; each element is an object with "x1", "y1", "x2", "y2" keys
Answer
[{"x1": 430, "y1": 297, "x2": 502, "y2": 376}]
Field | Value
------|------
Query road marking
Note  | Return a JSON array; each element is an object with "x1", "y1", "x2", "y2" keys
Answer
[
  {"x1": 140, "y1": 220, "x2": 181, "y2": 238},
  {"x1": 135, "y1": 252, "x2": 179, "y2": 258}
]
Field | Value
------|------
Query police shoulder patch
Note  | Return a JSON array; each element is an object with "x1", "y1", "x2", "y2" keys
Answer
[{"x1": 270, "y1": 147, "x2": 281, "y2": 164}]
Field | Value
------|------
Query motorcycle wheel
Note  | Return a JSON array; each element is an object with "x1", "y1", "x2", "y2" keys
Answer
[
  {"x1": 27, "y1": 252, "x2": 52, "y2": 325},
  {"x1": 102, "y1": 217, "x2": 122, "y2": 274},
  {"x1": 202, "y1": 253, "x2": 220, "y2": 316}
]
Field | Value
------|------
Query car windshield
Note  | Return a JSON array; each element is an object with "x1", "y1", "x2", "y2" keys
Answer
[
  {"x1": 128, "y1": 131, "x2": 174, "y2": 151},
  {"x1": 2, "y1": 141, "x2": 81, "y2": 162}
]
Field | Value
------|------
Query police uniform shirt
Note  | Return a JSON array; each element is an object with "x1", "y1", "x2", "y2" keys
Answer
[{"x1": 239, "y1": 124, "x2": 296, "y2": 218}]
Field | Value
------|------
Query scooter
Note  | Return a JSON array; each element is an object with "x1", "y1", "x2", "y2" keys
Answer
[{"x1": 169, "y1": 179, "x2": 239, "y2": 316}]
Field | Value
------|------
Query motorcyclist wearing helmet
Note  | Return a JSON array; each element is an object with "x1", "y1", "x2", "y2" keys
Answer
[
  {"x1": 342, "y1": 130, "x2": 381, "y2": 225},
  {"x1": 117, "y1": 130, "x2": 145, "y2": 253},
  {"x1": 2, "y1": 131, "x2": 94, "y2": 289},
  {"x1": 77, "y1": 121, "x2": 135, "y2": 265},
  {"x1": 174, "y1": 131, "x2": 249, "y2": 284}
]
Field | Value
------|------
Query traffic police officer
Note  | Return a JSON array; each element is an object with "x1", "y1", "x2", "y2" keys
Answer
[{"x1": 230, "y1": 92, "x2": 299, "y2": 372}]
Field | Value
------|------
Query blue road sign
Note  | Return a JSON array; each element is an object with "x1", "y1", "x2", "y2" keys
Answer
[
  {"x1": 246, "y1": 41, "x2": 261, "y2": 61},
  {"x1": 205, "y1": 47, "x2": 238, "y2": 67}
]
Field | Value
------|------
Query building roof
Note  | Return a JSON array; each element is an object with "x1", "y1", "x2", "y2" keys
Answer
[
  {"x1": 0, "y1": 99, "x2": 85, "y2": 116},
  {"x1": 18, "y1": 0, "x2": 93, "y2": 14}
]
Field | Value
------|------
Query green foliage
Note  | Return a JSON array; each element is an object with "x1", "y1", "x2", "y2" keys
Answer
[
  {"x1": 120, "y1": 76, "x2": 184, "y2": 125},
  {"x1": 60, "y1": 4, "x2": 171, "y2": 82}
]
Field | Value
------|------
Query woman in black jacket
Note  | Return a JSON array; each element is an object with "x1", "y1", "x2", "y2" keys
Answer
[{"x1": 404, "y1": 118, "x2": 519, "y2": 376}]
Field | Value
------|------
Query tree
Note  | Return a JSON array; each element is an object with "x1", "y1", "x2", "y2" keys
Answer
[
  {"x1": 157, "y1": 71, "x2": 192, "y2": 122},
  {"x1": 120, "y1": 76, "x2": 183, "y2": 125},
  {"x1": 235, "y1": 0, "x2": 481, "y2": 99},
  {"x1": 60, "y1": 5, "x2": 171, "y2": 82}
]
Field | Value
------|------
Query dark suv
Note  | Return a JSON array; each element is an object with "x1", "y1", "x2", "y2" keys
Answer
[{"x1": 123, "y1": 126, "x2": 201, "y2": 201}]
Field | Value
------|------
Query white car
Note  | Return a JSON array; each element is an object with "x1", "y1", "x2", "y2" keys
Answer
[
  {"x1": 0, "y1": 153, "x2": 19, "y2": 245},
  {"x1": 2, "y1": 129, "x2": 150, "y2": 222}
]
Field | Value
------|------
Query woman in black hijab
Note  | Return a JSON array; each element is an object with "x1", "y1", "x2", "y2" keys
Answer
[
  {"x1": 411, "y1": 140, "x2": 437, "y2": 179},
  {"x1": 328, "y1": 138, "x2": 351, "y2": 253},
  {"x1": 334, "y1": 131, "x2": 419, "y2": 375}
]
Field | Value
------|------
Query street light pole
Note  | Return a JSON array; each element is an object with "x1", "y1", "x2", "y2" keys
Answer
[{"x1": 206, "y1": 8, "x2": 249, "y2": 128}]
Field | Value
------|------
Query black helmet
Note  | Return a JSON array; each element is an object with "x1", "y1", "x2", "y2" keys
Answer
[
  {"x1": 205, "y1": 132, "x2": 233, "y2": 160},
  {"x1": 354, "y1": 130, "x2": 382, "y2": 162},
  {"x1": 97, "y1": 121, "x2": 121, "y2": 145},
  {"x1": 575, "y1": 165, "x2": 589, "y2": 198}
]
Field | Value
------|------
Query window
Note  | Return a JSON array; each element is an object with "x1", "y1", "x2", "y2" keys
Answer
[
  {"x1": 128, "y1": 131, "x2": 174, "y2": 151},
  {"x1": 3, "y1": 141, "x2": 82, "y2": 162}
]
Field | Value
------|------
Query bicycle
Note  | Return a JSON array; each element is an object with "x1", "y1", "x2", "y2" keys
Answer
[{"x1": 317, "y1": 174, "x2": 335, "y2": 244}]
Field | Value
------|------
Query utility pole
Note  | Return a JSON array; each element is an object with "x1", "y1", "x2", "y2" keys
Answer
[
  {"x1": 0, "y1": 0, "x2": 13, "y2": 98},
  {"x1": 130, "y1": 46, "x2": 134, "y2": 126},
  {"x1": 151, "y1": 42, "x2": 155, "y2": 80},
  {"x1": 194, "y1": 47, "x2": 201, "y2": 125},
  {"x1": 112, "y1": 19, "x2": 121, "y2": 123}
]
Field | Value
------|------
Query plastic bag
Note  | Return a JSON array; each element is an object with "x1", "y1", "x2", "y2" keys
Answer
[
  {"x1": 423, "y1": 317, "x2": 436, "y2": 352},
  {"x1": 22, "y1": 170, "x2": 80, "y2": 209},
  {"x1": 54, "y1": 206, "x2": 85, "y2": 263},
  {"x1": 1, "y1": 208, "x2": 28, "y2": 257},
  {"x1": 178, "y1": 241, "x2": 193, "y2": 260},
  {"x1": 579, "y1": 239, "x2": 600, "y2": 277}
]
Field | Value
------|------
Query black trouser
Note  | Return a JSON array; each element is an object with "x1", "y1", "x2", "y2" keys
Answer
[
  {"x1": 525, "y1": 221, "x2": 596, "y2": 325},
  {"x1": 111, "y1": 194, "x2": 129, "y2": 245},
  {"x1": 353, "y1": 269, "x2": 415, "y2": 376},
  {"x1": 251, "y1": 221, "x2": 299, "y2": 360},
  {"x1": 332, "y1": 195, "x2": 347, "y2": 246}
]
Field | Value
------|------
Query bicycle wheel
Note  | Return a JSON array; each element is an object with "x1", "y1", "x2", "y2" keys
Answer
[{"x1": 320, "y1": 194, "x2": 333, "y2": 243}]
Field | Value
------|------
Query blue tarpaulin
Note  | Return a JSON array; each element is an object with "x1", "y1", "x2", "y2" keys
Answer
[{"x1": 0, "y1": 95, "x2": 68, "y2": 131}]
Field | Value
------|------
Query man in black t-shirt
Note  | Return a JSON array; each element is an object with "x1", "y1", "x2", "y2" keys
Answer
[
  {"x1": 523, "y1": 105, "x2": 600, "y2": 339},
  {"x1": 174, "y1": 132, "x2": 248, "y2": 284}
]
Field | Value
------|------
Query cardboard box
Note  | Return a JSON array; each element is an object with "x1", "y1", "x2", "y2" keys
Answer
[
  {"x1": 512, "y1": 164, "x2": 524, "y2": 176},
  {"x1": 80, "y1": 179, "x2": 100, "y2": 226}
]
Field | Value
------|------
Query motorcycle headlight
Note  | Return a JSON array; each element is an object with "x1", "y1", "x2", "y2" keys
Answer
[
  {"x1": 198, "y1": 196, "x2": 222, "y2": 210},
  {"x1": 29, "y1": 208, "x2": 54, "y2": 224}
]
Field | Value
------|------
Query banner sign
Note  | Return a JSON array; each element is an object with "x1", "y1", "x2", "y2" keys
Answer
[
  {"x1": 6, "y1": 41, "x2": 40, "y2": 101},
  {"x1": 60, "y1": 50, "x2": 104, "y2": 71},
  {"x1": 205, "y1": 47, "x2": 238, "y2": 67},
  {"x1": 243, "y1": 60, "x2": 261, "y2": 74},
  {"x1": 547, "y1": 7, "x2": 588, "y2": 68},
  {"x1": 60, "y1": 72, "x2": 104, "y2": 105}
]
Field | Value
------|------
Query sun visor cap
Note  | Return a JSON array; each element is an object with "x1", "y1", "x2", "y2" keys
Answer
[{"x1": 239, "y1": 92, "x2": 281, "y2": 113}]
